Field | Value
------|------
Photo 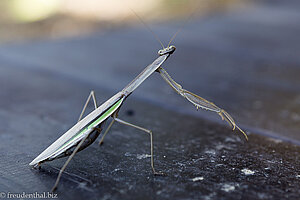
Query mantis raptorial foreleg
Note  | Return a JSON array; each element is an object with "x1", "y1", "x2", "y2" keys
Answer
[
  {"x1": 157, "y1": 67, "x2": 248, "y2": 140},
  {"x1": 78, "y1": 90, "x2": 98, "y2": 122}
]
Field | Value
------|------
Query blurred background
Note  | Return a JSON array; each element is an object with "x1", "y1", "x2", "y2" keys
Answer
[{"x1": 0, "y1": 0, "x2": 248, "y2": 43}]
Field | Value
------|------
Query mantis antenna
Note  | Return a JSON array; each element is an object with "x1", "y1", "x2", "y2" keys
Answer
[
  {"x1": 131, "y1": 2, "x2": 197, "y2": 49},
  {"x1": 167, "y1": 4, "x2": 198, "y2": 47},
  {"x1": 130, "y1": 8, "x2": 165, "y2": 49}
]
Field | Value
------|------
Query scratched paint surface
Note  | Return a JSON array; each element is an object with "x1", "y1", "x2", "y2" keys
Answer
[{"x1": 0, "y1": 61, "x2": 300, "y2": 199}]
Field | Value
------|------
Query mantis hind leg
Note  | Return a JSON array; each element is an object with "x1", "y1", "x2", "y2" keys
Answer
[
  {"x1": 51, "y1": 127, "x2": 102, "y2": 192},
  {"x1": 34, "y1": 90, "x2": 99, "y2": 171},
  {"x1": 112, "y1": 113, "x2": 164, "y2": 175},
  {"x1": 50, "y1": 91, "x2": 102, "y2": 191},
  {"x1": 51, "y1": 133, "x2": 89, "y2": 192},
  {"x1": 98, "y1": 111, "x2": 163, "y2": 175}
]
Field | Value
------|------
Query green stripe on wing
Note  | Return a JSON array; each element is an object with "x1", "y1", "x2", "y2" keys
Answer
[{"x1": 53, "y1": 97, "x2": 124, "y2": 155}]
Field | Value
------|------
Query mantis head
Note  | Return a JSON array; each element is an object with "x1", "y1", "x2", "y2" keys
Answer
[{"x1": 158, "y1": 45, "x2": 176, "y2": 56}]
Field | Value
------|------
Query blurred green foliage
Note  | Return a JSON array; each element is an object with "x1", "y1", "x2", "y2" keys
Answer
[{"x1": 0, "y1": 0, "x2": 244, "y2": 43}]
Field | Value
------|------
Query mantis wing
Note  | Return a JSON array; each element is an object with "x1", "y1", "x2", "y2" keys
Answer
[
  {"x1": 29, "y1": 92, "x2": 125, "y2": 166},
  {"x1": 158, "y1": 67, "x2": 248, "y2": 140}
]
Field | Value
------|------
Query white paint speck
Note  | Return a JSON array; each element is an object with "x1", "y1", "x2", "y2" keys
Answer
[
  {"x1": 124, "y1": 152, "x2": 132, "y2": 157},
  {"x1": 156, "y1": 190, "x2": 163, "y2": 195},
  {"x1": 205, "y1": 150, "x2": 216, "y2": 155},
  {"x1": 225, "y1": 137, "x2": 236, "y2": 142},
  {"x1": 78, "y1": 182, "x2": 93, "y2": 192},
  {"x1": 216, "y1": 144, "x2": 226, "y2": 150},
  {"x1": 242, "y1": 168, "x2": 255, "y2": 175},
  {"x1": 267, "y1": 138, "x2": 282, "y2": 144},
  {"x1": 203, "y1": 192, "x2": 216, "y2": 200},
  {"x1": 296, "y1": 175, "x2": 300, "y2": 178},
  {"x1": 191, "y1": 177, "x2": 204, "y2": 182},
  {"x1": 221, "y1": 184, "x2": 235, "y2": 192},
  {"x1": 137, "y1": 154, "x2": 151, "y2": 159}
]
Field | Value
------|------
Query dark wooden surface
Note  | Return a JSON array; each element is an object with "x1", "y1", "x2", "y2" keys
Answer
[{"x1": 1, "y1": 1, "x2": 300, "y2": 199}]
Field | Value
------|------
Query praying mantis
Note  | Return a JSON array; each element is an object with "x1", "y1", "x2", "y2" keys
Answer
[{"x1": 29, "y1": 14, "x2": 248, "y2": 192}]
